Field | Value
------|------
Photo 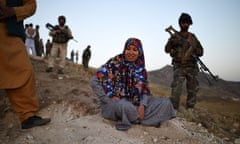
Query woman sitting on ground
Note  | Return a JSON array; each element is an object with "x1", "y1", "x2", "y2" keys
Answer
[{"x1": 90, "y1": 37, "x2": 176, "y2": 131}]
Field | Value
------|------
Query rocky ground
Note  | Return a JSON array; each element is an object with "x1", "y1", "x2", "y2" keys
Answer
[{"x1": 0, "y1": 57, "x2": 239, "y2": 144}]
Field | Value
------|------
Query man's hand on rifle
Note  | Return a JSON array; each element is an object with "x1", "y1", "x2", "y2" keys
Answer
[
  {"x1": 194, "y1": 48, "x2": 203, "y2": 56},
  {"x1": 169, "y1": 36, "x2": 181, "y2": 46},
  {"x1": 55, "y1": 29, "x2": 62, "y2": 34}
]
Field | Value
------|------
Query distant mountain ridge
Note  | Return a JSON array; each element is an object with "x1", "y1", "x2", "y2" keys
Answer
[{"x1": 148, "y1": 65, "x2": 240, "y2": 101}]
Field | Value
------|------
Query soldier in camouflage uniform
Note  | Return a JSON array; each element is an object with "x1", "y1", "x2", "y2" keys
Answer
[{"x1": 165, "y1": 13, "x2": 204, "y2": 110}]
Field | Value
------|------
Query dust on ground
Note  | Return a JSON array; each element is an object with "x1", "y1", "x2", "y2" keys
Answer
[{"x1": 0, "y1": 57, "x2": 237, "y2": 144}]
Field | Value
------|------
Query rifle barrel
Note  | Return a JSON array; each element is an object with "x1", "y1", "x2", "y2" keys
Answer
[{"x1": 193, "y1": 55, "x2": 218, "y2": 81}]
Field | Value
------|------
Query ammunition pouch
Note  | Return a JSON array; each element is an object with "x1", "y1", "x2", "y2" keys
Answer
[
  {"x1": 52, "y1": 26, "x2": 69, "y2": 43},
  {"x1": 172, "y1": 59, "x2": 198, "y2": 69},
  {"x1": 52, "y1": 32, "x2": 69, "y2": 43}
]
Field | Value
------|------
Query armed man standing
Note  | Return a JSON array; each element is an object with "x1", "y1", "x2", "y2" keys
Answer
[
  {"x1": 0, "y1": 0, "x2": 50, "y2": 129},
  {"x1": 165, "y1": 13, "x2": 204, "y2": 110},
  {"x1": 46, "y1": 15, "x2": 73, "y2": 74}
]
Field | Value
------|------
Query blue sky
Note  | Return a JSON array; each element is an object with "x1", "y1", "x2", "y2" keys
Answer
[{"x1": 25, "y1": 0, "x2": 240, "y2": 81}]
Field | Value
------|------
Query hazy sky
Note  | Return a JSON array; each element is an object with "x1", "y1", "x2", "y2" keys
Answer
[{"x1": 25, "y1": 0, "x2": 240, "y2": 81}]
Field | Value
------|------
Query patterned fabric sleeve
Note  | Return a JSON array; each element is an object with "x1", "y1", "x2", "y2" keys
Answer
[
  {"x1": 96, "y1": 38, "x2": 151, "y2": 105},
  {"x1": 96, "y1": 56, "x2": 119, "y2": 98}
]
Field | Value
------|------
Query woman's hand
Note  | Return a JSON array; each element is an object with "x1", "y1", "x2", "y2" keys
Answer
[
  {"x1": 138, "y1": 105, "x2": 145, "y2": 120},
  {"x1": 108, "y1": 96, "x2": 120, "y2": 103}
]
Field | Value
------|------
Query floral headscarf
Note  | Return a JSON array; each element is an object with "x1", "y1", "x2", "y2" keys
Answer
[{"x1": 96, "y1": 38, "x2": 150, "y2": 106}]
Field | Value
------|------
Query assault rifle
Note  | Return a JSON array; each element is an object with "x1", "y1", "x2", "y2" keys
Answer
[
  {"x1": 45, "y1": 23, "x2": 78, "y2": 43},
  {"x1": 165, "y1": 25, "x2": 218, "y2": 85}
]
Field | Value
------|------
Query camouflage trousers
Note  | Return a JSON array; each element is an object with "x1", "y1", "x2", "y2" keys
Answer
[{"x1": 170, "y1": 65, "x2": 199, "y2": 109}]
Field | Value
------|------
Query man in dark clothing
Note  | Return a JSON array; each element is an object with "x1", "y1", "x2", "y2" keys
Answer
[
  {"x1": 45, "y1": 39, "x2": 52, "y2": 58},
  {"x1": 70, "y1": 50, "x2": 74, "y2": 62},
  {"x1": 82, "y1": 45, "x2": 91, "y2": 68},
  {"x1": 75, "y1": 50, "x2": 79, "y2": 64},
  {"x1": 165, "y1": 13, "x2": 204, "y2": 110},
  {"x1": 34, "y1": 25, "x2": 41, "y2": 56}
]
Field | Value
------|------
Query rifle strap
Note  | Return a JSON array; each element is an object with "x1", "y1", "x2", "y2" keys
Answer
[{"x1": 181, "y1": 33, "x2": 194, "y2": 64}]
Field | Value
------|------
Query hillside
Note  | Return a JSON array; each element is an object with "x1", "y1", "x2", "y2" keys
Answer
[
  {"x1": 148, "y1": 65, "x2": 240, "y2": 101},
  {"x1": 148, "y1": 65, "x2": 240, "y2": 142},
  {"x1": 0, "y1": 57, "x2": 239, "y2": 144}
]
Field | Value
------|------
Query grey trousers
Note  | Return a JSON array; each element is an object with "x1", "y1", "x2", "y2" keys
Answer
[{"x1": 90, "y1": 76, "x2": 176, "y2": 130}]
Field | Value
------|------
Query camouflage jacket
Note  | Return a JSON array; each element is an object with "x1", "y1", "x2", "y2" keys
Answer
[
  {"x1": 165, "y1": 32, "x2": 203, "y2": 66},
  {"x1": 50, "y1": 25, "x2": 72, "y2": 43}
]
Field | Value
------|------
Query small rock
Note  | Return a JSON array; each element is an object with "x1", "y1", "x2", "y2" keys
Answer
[
  {"x1": 26, "y1": 134, "x2": 34, "y2": 140},
  {"x1": 152, "y1": 138, "x2": 158, "y2": 143},
  {"x1": 235, "y1": 138, "x2": 240, "y2": 144},
  {"x1": 233, "y1": 123, "x2": 239, "y2": 129},
  {"x1": 143, "y1": 131, "x2": 148, "y2": 135},
  {"x1": 8, "y1": 123, "x2": 13, "y2": 128},
  {"x1": 198, "y1": 123, "x2": 202, "y2": 127}
]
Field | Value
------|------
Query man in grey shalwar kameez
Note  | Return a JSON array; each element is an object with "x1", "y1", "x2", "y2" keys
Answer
[{"x1": 90, "y1": 38, "x2": 176, "y2": 131}]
